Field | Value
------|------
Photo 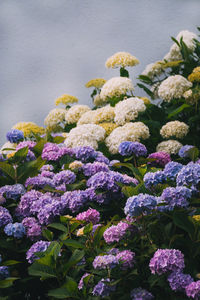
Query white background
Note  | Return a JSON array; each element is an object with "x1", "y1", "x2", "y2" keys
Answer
[{"x1": 0, "y1": 0, "x2": 200, "y2": 145}]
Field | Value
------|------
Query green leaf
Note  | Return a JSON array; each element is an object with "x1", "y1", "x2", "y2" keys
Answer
[
  {"x1": 187, "y1": 147, "x2": 199, "y2": 162},
  {"x1": 114, "y1": 162, "x2": 143, "y2": 182},
  {"x1": 42, "y1": 229, "x2": 54, "y2": 241},
  {"x1": 48, "y1": 288, "x2": 78, "y2": 299},
  {"x1": 0, "y1": 162, "x2": 15, "y2": 180},
  {"x1": 83, "y1": 223, "x2": 93, "y2": 234},
  {"x1": 63, "y1": 250, "x2": 85, "y2": 275},
  {"x1": 63, "y1": 240, "x2": 84, "y2": 249},
  {"x1": 167, "y1": 103, "x2": 190, "y2": 119},
  {"x1": 0, "y1": 277, "x2": 19, "y2": 288},
  {"x1": 28, "y1": 262, "x2": 56, "y2": 279},
  {"x1": 138, "y1": 75, "x2": 152, "y2": 84},
  {"x1": 63, "y1": 276, "x2": 78, "y2": 293},
  {"x1": 48, "y1": 223, "x2": 68, "y2": 232},
  {"x1": 171, "y1": 36, "x2": 180, "y2": 47},
  {"x1": 13, "y1": 147, "x2": 28, "y2": 163},
  {"x1": 1, "y1": 260, "x2": 21, "y2": 266},
  {"x1": 173, "y1": 211, "x2": 195, "y2": 237},
  {"x1": 33, "y1": 139, "x2": 46, "y2": 155},
  {"x1": 137, "y1": 83, "x2": 155, "y2": 98},
  {"x1": 53, "y1": 136, "x2": 65, "y2": 144},
  {"x1": 120, "y1": 67, "x2": 129, "y2": 78}
]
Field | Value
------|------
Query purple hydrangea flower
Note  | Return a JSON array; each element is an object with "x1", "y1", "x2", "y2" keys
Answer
[
  {"x1": 103, "y1": 221, "x2": 130, "y2": 244},
  {"x1": 149, "y1": 249, "x2": 185, "y2": 275},
  {"x1": 167, "y1": 271, "x2": 193, "y2": 291},
  {"x1": 185, "y1": 281, "x2": 200, "y2": 298},
  {"x1": 16, "y1": 141, "x2": 36, "y2": 150},
  {"x1": 4, "y1": 222, "x2": 25, "y2": 238},
  {"x1": 22, "y1": 217, "x2": 42, "y2": 239},
  {"x1": 176, "y1": 162, "x2": 200, "y2": 187},
  {"x1": 25, "y1": 175, "x2": 55, "y2": 189},
  {"x1": 16, "y1": 190, "x2": 43, "y2": 217},
  {"x1": 122, "y1": 174, "x2": 139, "y2": 186},
  {"x1": 61, "y1": 189, "x2": 91, "y2": 213},
  {"x1": 40, "y1": 164, "x2": 54, "y2": 172},
  {"x1": 119, "y1": 141, "x2": 147, "y2": 157},
  {"x1": 143, "y1": 171, "x2": 166, "y2": 189},
  {"x1": 0, "y1": 207, "x2": 13, "y2": 227},
  {"x1": 130, "y1": 287, "x2": 154, "y2": 300},
  {"x1": 148, "y1": 152, "x2": 171, "y2": 167},
  {"x1": 0, "y1": 266, "x2": 10, "y2": 280},
  {"x1": 53, "y1": 170, "x2": 76, "y2": 186},
  {"x1": 124, "y1": 194, "x2": 157, "y2": 217},
  {"x1": 75, "y1": 146, "x2": 96, "y2": 162},
  {"x1": 78, "y1": 273, "x2": 90, "y2": 290},
  {"x1": 6, "y1": 129, "x2": 24, "y2": 143},
  {"x1": 0, "y1": 184, "x2": 26, "y2": 200},
  {"x1": 26, "y1": 240, "x2": 51, "y2": 263},
  {"x1": 178, "y1": 145, "x2": 195, "y2": 158},
  {"x1": 41, "y1": 143, "x2": 73, "y2": 161},
  {"x1": 41, "y1": 170, "x2": 55, "y2": 179},
  {"x1": 76, "y1": 208, "x2": 100, "y2": 224},
  {"x1": 82, "y1": 162, "x2": 109, "y2": 177},
  {"x1": 92, "y1": 278, "x2": 116, "y2": 297},
  {"x1": 163, "y1": 161, "x2": 183, "y2": 180},
  {"x1": 93, "y1": 255, "x2": 119, "y2": 269},
  {"x1": 94, "y1": 151, "x2": 110, "y2": 165},
  {"x1": 87, "y1": 171, "x2": 121, "y2": 193},
  {"x1": 116, "y1": 250, "x2": 135, "y2": 270},
  {"x1": 160, "y1": 186, "x2": 191, "y2": 210}
]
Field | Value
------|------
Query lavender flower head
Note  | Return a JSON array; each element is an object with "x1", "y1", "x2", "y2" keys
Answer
[
  {"x1": 82, "y1": 162, "x2": 109, "y2": 177},
  {"x1": 93, "y1": 254, "x2": 119, "y2": 269},
  {"x1": 149, "y1": 249, "x2": 185, "y2": 275},
  {"x1": 167, "y1": 271, "x2": 193, "y2": 292},
  {"x1": 178, "y1": 145, "x2": 195, "y2": 158},
  {"x1": 119, "y1": 141, "x2": 147, "y2": 157},
  {"x1": 87, "y1": 171, "x2": 121, "y2": 193},
  {"x1": 103, "y1": 221, "x2": 130, "y2": 244},
  {"x1": 76, "y1": 208, "x2": 100, "y2": 224},
  {"x1": 94, "y1": 151, "x2": 110, "y2": 165},
  {"x1": 148, "y1": 151, "x2": 171, "y2": 167},
  {"x1": 130, "y1": 287, "x2": 154, "y2": 300},
  {"x1": 40, "y1": 164, "x2": 54, "y2": 172},
  {"x1": 22, "y1": 217, "x2": 42, "y2": 239},
  {"x1": 41, "y1": 170, "x2": 55, "y2": 179},
  {"x1": 61, "y1": 189, "x2": 90, "y2": 213},
  {"x1": 6, "y1": 129, "x2": 24, "y2": 143},
  {"x1": 26, "y1": 240, "x2": 51, "y2": 263},
  {"x1": 25, "y1": 175, "x2": 55, "y2": 189},
  {"x1": 0, "y1": 184, "x2": 26, "y2": 200},
  {"x1": 0, "y1": 207, "x2": 13, "y2": 227},
  {"x1": 116, "y1": 250, "x2": 135, "y2": 270},
  {"x1": 78, "y1": 273, "x2": 90, "y2": 290},
  {"x1": 185, "y1": 281, "x2": 200, "y2": 299},
  {"x1": 75, "y1": 146, "x2": 96, "y2": 162},
  {"x1": 176, "y1": 162, "x2": 200, "y2": 187},
  {"x1": 92, "y1": 278, "x2": 116, "y2": 297},
  {"x1": 53, "y1": 170, "x2": 76, "y2": 186},
  {"x1": 143, "y1": 171, "x2": 166, "y2": 189},
  {"x1": 0, "y1": 266, "x2": 10, "y2": 280},
  {"x1": 161, "y1": 186, "x2": 192, "y2": 210},
  {"x1": 163, "y1": 161, "x2": 183, "y2": 180},
  {"x1": 41, "y1": 143, "x2": 72, "y2": 161},
  {"x1": 124, "y1": 194, "x2": 157, "y2": 217},
  {"x1": 4, "y1": 222, "x2": 25, "y2": 239},
  {"x1": 16, "y1": 190, "x2": 43, "y2": 217},
  {"x1": 16, "y1": 141, "x2": 36, "y2": 150}
]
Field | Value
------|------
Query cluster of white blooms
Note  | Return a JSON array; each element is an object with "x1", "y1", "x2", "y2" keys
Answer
[
  {"x1": 160, "y1": 121, "x2": 189, "y2": 139},
  {"x1": 156, "y1": 140, "x2": 183, "y2": 154},
  {"x1": 183, "y1": 89, "x2": 196, "y2": 105},
  {"x1": 105, "y1": 51, "x2": 139, "y2": 68},
  {"x1": 114, "y1": 97, "x2": 146, "y2": 125},
  {"x1": 158, "y1": 75, "x2": 192, "y2": 102},
  {"x1": 105, "y1": 122, "x2": 150, "y2": 154},
  {"x1": 94, "y1": 105, "x2": 115, "y2": 123},
  {"x1": 164, "y1": 30, "x2": 197, "y2": 61},
  {"x1": 64, "y1": 124, "x2": 105, "y2": 149},
  {"x1": 142, "y1": 61, "x2": 163, "y2": 80},
  {"x1": 77, "y1": 111, "x2": 97, "y2": 125},
  {"x1": 65, "y1": 105, "x2": 91, "y2": 124},
  {"x1": 44, "y1": 108, "x2": 66, "y2": 129},
  {"x1": 100, "y1": 77, "x2": 134, "y2": 102}
]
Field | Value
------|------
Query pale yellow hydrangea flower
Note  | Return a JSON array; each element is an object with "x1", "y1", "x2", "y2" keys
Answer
[
  {"x1": 69, "y1": 160, "x2": 83, "y2": 170},
  {"x1": 156, "y1": 140, "x2": 183, "y2": 154},
  {"x1": 105, "y1": 52, "x2": 139, "y2": 68},
  {"x1": 160, "y1": 121, "x2": 189, "y2": 139},
  {"x1": 55, "y1": 94, "x2": 78, "y2": 106},
  {"x1": 13, "y1": 122, "x2": 45, "y2": 137},
  {"x1": 99, "y1": 122, "x2": 118, "y2": 136},
  {"x1": 192, "y1": 215, "x2": 200, "y2": 223},
  {"x1": 85, "y1": 78, "x2": 106, "y2": 89},
  {"x1": 188, "y1": 67, "x2": 200, "y2": 83},
  {"x1": 65, "y1": 105, "x2": 91, "y2": 124},
  {"x1": 94, "y1": 105, "x2": 115, "y2": 124}
]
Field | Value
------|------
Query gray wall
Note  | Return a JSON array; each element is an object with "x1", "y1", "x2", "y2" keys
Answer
[{"x1": 0, "y1": 0, "x2": 200, "y2": 145}]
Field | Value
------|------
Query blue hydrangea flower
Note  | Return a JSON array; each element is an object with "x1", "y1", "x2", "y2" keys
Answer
[
  {"x1": 0, "y1": 266, "x2": 10, "y2": 280},
  {"x1": 160, "y1": 186, "x2": 191, "y2": 210},
  {"x1": 178, "y1": 145, "x2": 195, "y2": 158},
  {"x1": 167, "y1": 271, "x2": 193, "y2": 292},
  {"x1": 0, "y1": 184, "x2": 26, "y2": 200},
  {"x1": 4, "y1": 222, "x2": 26, "y2": 238},
  {"x1": 124, "y1": 193, "x2": 157, "y2": 217},
  {"x1": 92, "y1": 278, "x2": 116, "y2": 297},
  {"x1": 0, "y1": 207, "x2": 13, "y2": 227},
  {"x1": 176, "y1": 162, "x2": 200, "y2": 187},
  {"x1": 119, "y1": 141, "x2": 147, "y2": 157},
  {"x1": 143, "y1": 171, "x2": 166, "y2": 189},
  {"x1": 93, "y1": 254, "x2": 119, "y2": 269},
  {"x1": 75, "y1": 146, "x2": 96, "y2": 162},
  {"x1": 53, "y1": 170, "x2": 76, "y2": 186},
  {"x1": 130, "y1": 287, "x2": 154, "y2": 299},
  {"x1": 26, "y1": 240, "x2": 51, "y2": 263},
  {"x1": 163, "y1": 161, "x2": 183, "y2": 180},
  {"x1": 6, "y1": 129, "x2": 24, "y2": 143}
]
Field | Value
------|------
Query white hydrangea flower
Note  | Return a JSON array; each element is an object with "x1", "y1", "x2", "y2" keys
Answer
[
  {"x1": 44, "y1": 108, "x2": 66, "y2": 128},
  {"x1": 64, "y1": 124, "x2": 105, "y2": 149},
  {"x1": 158, "y1": 75, "x2": 192, "y2": 102},
  {"x1": 160, "y1": 121, "x2": 189, "y2": 139},
  {"x1": 100, "y1": 77, "x2": 134, "y2": 102},
  {"x1": 142, "y1": 61, "x2": 163, "y2": 80},
  {"x1": 114, "y1": 97, "x2": 146, "y2": 125},
  {"x1": 156, "y1": 140, "x2": 183, "y2": 154},
  {"x1": 77, "y1": 110, "x2": 97, "y2": 125},
  {"x1": 105, "y1": 52, "x2": 139, "y2": 68},
  {"x1": 94, "y1": 105, "x2": 115, "y2": 123},
  {"x1": 164, "y1": 30, "x2": 197, "y2": 61},
  {"x1": 105, "y1": 122, "x2": 150, "y2": 154},
  {"x1": 65, "y1": 105, "x2": 91, "y2": 124}
]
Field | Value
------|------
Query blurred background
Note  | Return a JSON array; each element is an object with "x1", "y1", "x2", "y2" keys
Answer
[{"x1": 0, "y1": 0, "x2": 200, "y2": 145}]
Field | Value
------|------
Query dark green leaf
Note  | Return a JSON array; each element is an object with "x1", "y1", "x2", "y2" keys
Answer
[
  {"x1": 0, "y1": 162, "x2": 15, "y2": 180},
  {"x1": 0, "y1": 277, "x2": 19, "y2": 288},
  {"x1": 48, "y1": 223, "x2": 68, "y2": 232},
  {"x1": 63, "y1": 239, "x2": 84, "y2": 249},
  {"x1": 28, "y1": 262, "x2": 56, "y2": 278},
  {"x1": 48, "y1": 288, "x2": 78, "y2": 299},
  {"x1": 167, "y1": 103, "x2": 190, "y2": 119}
]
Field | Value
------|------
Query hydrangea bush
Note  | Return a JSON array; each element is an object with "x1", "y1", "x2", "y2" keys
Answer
[{"x1": 0, "y1": 27, "x2": 200, "y2": 299}]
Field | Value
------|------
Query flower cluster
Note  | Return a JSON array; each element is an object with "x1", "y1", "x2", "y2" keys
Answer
[
  {"x1": 76, "y1": 208, "x2": 100, "y2": 224},
  {"x1": 0, "y1": 184, "x2": 26, "y2": 200},
  {"x1": 103, "y1": 221, "x2": 130, "y2": 244},
  {"x1": 124, "y1": 194, "x2": 157, "y2": 217},
  {"x1": 92, "y1": 278, "x2": 116, "y2": 297},
  {"x1": 185, "y1": 281, "x2": 200, "y2": 298},
  {"x1": 44, "y1": 108, "x2": 66, "y2": 130},
  {"x1": 130, "y1": 287, "x2": 154, "y2": 300},
  {"x1": 148, "y1": 151, "x2": 171, "y2": 167},
  {"x1": 167, "y1": 271, "x2": 193, "y2": 292},
  {"x1": 160, "y1": 121, "x2": 189, "y2": 139},
  {"x1": 156, "y1": 140, "x2": 182, "y2": 154},
  {"x1": 4, "y1": 222, "x2": 26, "y2": 238},
  {"x1": 82, "y1": 162, "x2": 109, "y2": 177},
  {"x1": 93, "y1": 254, "x2": 119, "y2": 269},
  {"x1": 55, "y1": 94, "x2": 78, "y2": 105},
  {"x1": 119, "y1": 141, "x2": 147, "y2": 157},
  {"x1": 85, "y1": 78, "x2": 106, "y2": 88},
  {"x1": 105, "y1": 51, "x2": 139, "y2": 68},
  {"x1": 163, "y1": 161, "x2": 183, "y2": 180},
  {"x1": 65, "y1": 105, "x2": 91, "y2": 124},
  {"x1": 160, "y1": 186, "x2": 192, "y2": 210},
  {"x1": 12, "y1": 121, "x2": 45, "y2": 137},
  {"x1": 26, "y1": 241, "x2": 51, "y2": 263},
  {"x1": 178, "y1": 145, "x2": 194, "y2": 158},
  {"x1": 6, "y1": 129, "x2": 24, "y2": 143},
  {"x1": 143, "y1": 171, "x2": 166, "y2": 189}
]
